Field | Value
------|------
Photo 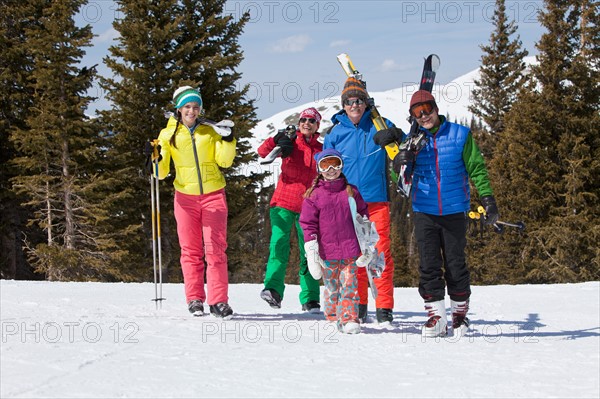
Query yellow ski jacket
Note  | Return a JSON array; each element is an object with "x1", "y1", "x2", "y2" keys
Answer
[{"x1": 156, "y1": 117, "x2": 236, "y2": 195}]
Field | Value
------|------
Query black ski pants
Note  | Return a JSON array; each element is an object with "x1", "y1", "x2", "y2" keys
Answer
[{"x1": 414, "y1": 212, "x2": 471, "y2": 302}]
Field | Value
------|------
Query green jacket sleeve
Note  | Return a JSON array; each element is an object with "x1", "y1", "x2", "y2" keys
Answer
[{"x1": 463, "y1": 132, "x2": 493, "y2": 198}]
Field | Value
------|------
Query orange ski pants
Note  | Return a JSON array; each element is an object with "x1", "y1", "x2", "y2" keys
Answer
[{"x1": 357, "y1": 202, "x2": 394, "y2": 309}]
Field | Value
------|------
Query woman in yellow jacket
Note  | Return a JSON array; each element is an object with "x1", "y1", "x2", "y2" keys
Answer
[{"x1": 153, "y1": 86, "x2": 236, "y2": 319}]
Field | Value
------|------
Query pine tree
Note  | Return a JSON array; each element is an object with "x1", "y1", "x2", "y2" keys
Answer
[
  {"x1": 99, "y1": 0, "x2": 184, "y2": 281},
  {"x1": 469, "y1": 0, "x2": 529, "y2": 141},
  {"x1": 486, "y1": 0, "x2": 600, "y2": 283},
  {"x1": 0, "y1": 1, "x2": 44, "y2": 279},
  {"x1": 389, "y1": 191, "x2": 419, "y2": 287},
  {"x1": 9, "y1": 0, "x2": 122, "y2": 281},
  {"x1": 174, "y1": 0, "x2": 271, "y2": 280},
  {"x1": 100, "y1": 0, "x2": 267, "y2": 281}
]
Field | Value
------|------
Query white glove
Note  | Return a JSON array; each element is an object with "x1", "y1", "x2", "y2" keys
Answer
[
  {"x1": 355, "y1": 249, "x2": 373, "y2": 268},
  {"x1": 201, "y1": 119, "x2": 234, "y2": 137},
  {"x1": 304, "y1": 240, "x2": 324, "y2": 280},
  {"x1": 214, "y1": 119, "x2": 234, "y2": 137}
]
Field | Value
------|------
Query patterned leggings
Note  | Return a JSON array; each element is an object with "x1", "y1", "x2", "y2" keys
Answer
[{"x1": 322, "y1": 258, "x2": 359, "y2": 324}]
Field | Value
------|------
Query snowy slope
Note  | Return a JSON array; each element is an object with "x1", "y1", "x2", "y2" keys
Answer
[
  {"x1": 247, "y1": 56, "x2": 537, "y2": 182},
  {"x1": 1, "y1": 280, "x2": 598, "y2": 398},
  {"x1": 248, "y1": 70, "x2": 474, "y2": 153}
]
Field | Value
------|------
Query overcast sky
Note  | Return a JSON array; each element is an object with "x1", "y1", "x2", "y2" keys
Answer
[{"x1": 78, "y1": 0, "x2": 546, "y2": 119}]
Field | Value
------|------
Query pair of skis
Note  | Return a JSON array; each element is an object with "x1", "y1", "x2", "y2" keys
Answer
[
  {"x1": 397, "y1": 54, "x2": 440, "y2": 197},
  {"x1": 259, "y1": 125, "x2": 297, "y2": 165},
  {"x1": 336, "y1": 53, "x2": 441, "y2": 197},
  {"x1": 163, "y1": 111, "x2": 234, "y2": 137},
  {"x1": 336, "y1": 53, "x2": 398, "y2": 160},
  {"x1": 348, "y1": 197, "x2": 385, "y2": 300}
]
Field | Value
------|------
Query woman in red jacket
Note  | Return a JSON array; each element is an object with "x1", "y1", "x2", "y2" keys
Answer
[{"x1": 257, "y1": 108, "x2": 323, "y2": 312}]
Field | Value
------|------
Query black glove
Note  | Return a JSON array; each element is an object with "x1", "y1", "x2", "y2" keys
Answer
[
  {"x1": 144, "y1": 141, "x2": 154, "y2": 157},
  {"x1": 144, "y1": 141, "x2": 162, "y2": 160},
  {"x1": 273, "y1": 127, "x2": 295, "y2": 158},
  {"x1": 481, "y1": 195, "x2": 499, "y2": 225},
  {"x1": 273, "y1": 126, "x2": 295, "y2": 144},
  {"x1": 391, "y1": 149, "x2": 415, "y2": 173},
  {"x1": 144, "y1": 141, "x2": 162, "y2": 173},
  {"x1": 221, "y1": 129, "x2": 235, "y2": 142},
  {"x1": 277, "y1": 135, "x2": 294, "y2": 158},
  {"x1": 373, "y1": 127, "x2": 403, "y2": 148}
]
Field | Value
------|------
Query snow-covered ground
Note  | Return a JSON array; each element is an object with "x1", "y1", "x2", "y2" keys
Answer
[{"x1": 1, "y1": 280, "x2": 598, "y2": 398}]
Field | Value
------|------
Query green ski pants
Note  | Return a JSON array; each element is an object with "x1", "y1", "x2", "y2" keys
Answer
[{"x1": 263, "y1": 207, "x2": 320, "y2": 304}]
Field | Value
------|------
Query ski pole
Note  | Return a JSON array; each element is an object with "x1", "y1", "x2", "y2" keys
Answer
[
  {"x1": 477, "y1": 205, "x2": 504, "y2": 233},
  {"x1": 468, "y1": 211, "x2": 482, "y2": 237},
  {"x1": 477, "y1": 206, "x2": 525, "y2": 234},
  {"x1": 495, "y1": 220, "x2": 526, "y2": 231},
  {"x1": 468, "y1": 211, "x2": 480, "y2": 220},
  {"x1": 150, "y1": 140, "x2": 166, "y2": 308}
]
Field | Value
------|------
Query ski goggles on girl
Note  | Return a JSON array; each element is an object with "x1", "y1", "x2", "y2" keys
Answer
[
  {"x1": 299, "y1": 117, "x2": 317, "y2": 124},
  {"x1": 409, "y1": 101, "x2": 436, "y2": 118},
  {"x1": 318, "y1": 156, "x2": 343, "y2": 173},
  {"x1": 343, "y1": 98, "x2": 366, "y2": 107}
]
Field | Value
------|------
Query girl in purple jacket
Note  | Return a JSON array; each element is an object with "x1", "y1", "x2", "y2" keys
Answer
[{"x1": 299, "y1": 149, "x2": 369, "y2": 334}]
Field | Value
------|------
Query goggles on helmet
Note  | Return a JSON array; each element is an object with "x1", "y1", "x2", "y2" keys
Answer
[
  {"x1": 318, "y1": 156, "x2": 343, "y2": 173},
  {"x1": 409, "y1": 101, "x2": 436, "y2": 119}
]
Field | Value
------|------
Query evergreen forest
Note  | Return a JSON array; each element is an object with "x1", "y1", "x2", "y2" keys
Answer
[{"x1": 1, "y1": 0, "x2": 598, "y2": 285}]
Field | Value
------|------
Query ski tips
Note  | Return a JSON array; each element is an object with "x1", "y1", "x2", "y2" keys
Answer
[{"x1": 427, "y1": 54, "x2": 441, "y2": 71}]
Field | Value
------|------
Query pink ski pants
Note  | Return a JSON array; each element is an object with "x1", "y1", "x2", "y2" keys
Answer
[{"x1": 174, "y1": 189, "x2": 229, "y2": 305}]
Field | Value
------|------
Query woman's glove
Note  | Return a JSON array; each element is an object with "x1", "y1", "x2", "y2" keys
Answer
[
  {"x1": 273, "y1": 128, "x2": 295, "y2": 158},
  {"x1": 221, "y1": 128, "x2": 235, "y2": 142},
  {"x1": 144, "y1": 140, "x2": 162, "y2": 173},
  {"x1": 304, "y1": 240, "x2": 325, "y2": 280},
  {"x1": 215, "y1": 120, "x2": 235, "y2": 142}
]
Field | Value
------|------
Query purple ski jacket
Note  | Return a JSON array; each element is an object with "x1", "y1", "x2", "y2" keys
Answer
[{"x1": 299, "y1": 177, "x2": 369, "y2": 261}]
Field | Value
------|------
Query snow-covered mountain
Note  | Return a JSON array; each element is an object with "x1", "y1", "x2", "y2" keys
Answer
[
  {"x1": 244, "y1": 65, "x2": 474, "y2": 183},
  {"x1": 246, "y1": 56, "x2": 536, "y2": 181},
  {"x1": 249, "y1": 59, "x2": 515, "y2": 147}
]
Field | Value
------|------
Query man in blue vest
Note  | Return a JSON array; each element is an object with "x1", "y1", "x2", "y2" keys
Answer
[{"x1": 375, "y1": 90, "x2": 499, "y2": 337}]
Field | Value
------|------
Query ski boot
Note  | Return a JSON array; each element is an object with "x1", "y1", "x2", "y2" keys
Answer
[
  {"x1": 301, "y1": 300, "x2": 321, "y2": 314},
  {"x1": 209, "y1": 302, "x2": 234, "y2": 320},
  {"x1": 451, "y1": 299, "x2": 470, "y2": 336},
  {"x1": 422, "y1": 299, "x2": 448, "y2": 338},
  {"x1": 358, "y1": 304, "x2": 368, "y2": 323},
  {"x1": 338, "y1": 320, "x2": 361, "y2": 334},
  {"x1": 260, "y1": 288, "x2": 282, "y2": 309},
  {"x1": 188, "y1": 300, "x2": 204, "y2": 317},
  {"x1": 376, "y1": 308, "x2": 393, "y2": 325}
]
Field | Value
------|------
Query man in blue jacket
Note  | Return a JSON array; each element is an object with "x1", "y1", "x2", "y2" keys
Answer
[{"x1": 324, "y1": 77, "x2": 396, "y2": 325}]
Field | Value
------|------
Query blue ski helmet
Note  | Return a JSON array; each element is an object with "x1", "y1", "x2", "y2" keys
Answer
[{"x1": 315, "y1": 148, "x2": 344, "y2": 173}]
